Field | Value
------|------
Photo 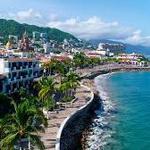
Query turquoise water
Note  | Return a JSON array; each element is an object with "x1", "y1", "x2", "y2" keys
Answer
[
  {"x1": 107, "y1": 71, "x2": 150, "y2": 150},
  {"x1": 86, "y1": 71, "x2": 150, "y2": 150}
]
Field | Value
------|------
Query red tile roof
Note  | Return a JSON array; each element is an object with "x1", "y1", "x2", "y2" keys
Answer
[{"x1": 7, "y1": 58, "x2": 37, "y2": 62}]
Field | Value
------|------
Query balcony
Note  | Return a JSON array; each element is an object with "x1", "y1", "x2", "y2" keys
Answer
[
  {"x1": 22, "y1": 76, "x2": 26, "y2": 79},
  {"x1": 28, "y1": 74, "x2": 33, "y2": 78},
  {"x1": 13, "y1": 77, "x2": 17, "y2": 82},
  {"x1": 13, "y1": 67, "x2": 17, "y2": 71},
  {"x1": 8, "y1": 78, "x2": 11, "y2": 82},
  {"x1": 34, "y1": 73, "x2": 38, "y2": 78},
  {"x1": 22, "y1": 66, "x2": 26, "y2": 70}
]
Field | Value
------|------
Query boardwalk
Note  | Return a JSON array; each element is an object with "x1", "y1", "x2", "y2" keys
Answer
[{"x1": 39, "y1": 84, "x2": 92, "y2": 150}]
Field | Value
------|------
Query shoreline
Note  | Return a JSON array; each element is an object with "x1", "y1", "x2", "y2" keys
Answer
[
  {"x1": 79, "y1": 66, "x2": 150, "y2": 149},
  {"x1": 80, "y1": 73, "x2": 113, "y2": 149},
  {"x1": 56, "y1": 84, "x2": 99, "y2": 150},
  {"x1": 77, "y1": 64, "x2": 150, "y2": 79},
  {"x1": 55, "y1": 65, "x2": 150, "y2": 150}
]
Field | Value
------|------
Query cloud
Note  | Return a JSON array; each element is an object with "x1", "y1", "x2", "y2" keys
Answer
[
  {"x1": 47, "y1": 16, "x2": 132, "y2": 39},
  {"x1": 8, "y1": 9, "x2": 42, "y2": 20},
  {"x1": 125, "y1": 30, "x2": 150, "y2": 46},
  {"x1": 16, "y1": 9, "x2": 42, "y2": 20},
  {"x1": 6, "y1": 9, "x2": 43, "y2": 25},
  {"x1": 47, "y1": 16, "x2": 150, "y2": 47},
  {"x1": 1, "y1": 10, "x2": 150, "y2": 47}
]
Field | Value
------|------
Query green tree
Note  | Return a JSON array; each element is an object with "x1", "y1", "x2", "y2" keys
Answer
[
  {"x1": 37, "y1": 77, "x2": 56, "y2": 110},
  {"x1": 0, "y1": 100, "x2": 47, "y2": 150},
  {"x1": 0, "y1": 93, "x2": 13, "y2": 118},
  {"x1": 60, "y1": 71, "x2": 80, "y2": 102},
  {"x1": 64, "y1": 71, "x2": 80, "y2": 90}
]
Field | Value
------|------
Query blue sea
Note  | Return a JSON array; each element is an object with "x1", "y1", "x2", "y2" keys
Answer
[{"x1": 86, "y1": 71, "x2": 150, "y2": 150}]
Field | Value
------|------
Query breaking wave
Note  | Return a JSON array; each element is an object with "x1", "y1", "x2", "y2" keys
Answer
[{"x1": 85, "y1": 73, "x2": 118, "y2": 150}]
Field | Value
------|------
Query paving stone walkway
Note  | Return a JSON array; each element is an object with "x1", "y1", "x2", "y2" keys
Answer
[{"x1": 39, "y1": 85, "x2": 92, "y2": 150}]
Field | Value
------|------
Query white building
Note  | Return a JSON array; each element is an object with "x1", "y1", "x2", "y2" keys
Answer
[
  {"x1": 43, "y1": 43, "x2": 51, "y2": 53},
  {"x1": 33, "y1": 31, "x2": 40, "y2": 41},
  {"x1": 116, "y1": 53, "x2": 143, "y2": 61},
  {"x1": 85, "y1": 51, "x2": 104, "y2": 58},
  {"x1": 95, "y1": 48, "x2": 114, "y2": 57},
  {"x1": 116, "y1": 53, "x2": 147, "y2": 66},
  {"x1": 0, "y1": 57, "x2": 41, "y2": 93},
  {"x1": 98, "y1": 43, "x2": 125, "y2": 52}
]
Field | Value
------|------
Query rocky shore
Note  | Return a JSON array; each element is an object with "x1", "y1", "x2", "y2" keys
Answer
[
  {"x1": 60, "y1": 92, "x2": 100, "y2": 150},
  {"x1": 79, "y1": 65, "x2": 150, "y2": 149}
]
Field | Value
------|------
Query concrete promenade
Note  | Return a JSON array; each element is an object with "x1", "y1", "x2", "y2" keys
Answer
[{"x1": 39, "y1": 84, "x2": 92, "y2": 150}]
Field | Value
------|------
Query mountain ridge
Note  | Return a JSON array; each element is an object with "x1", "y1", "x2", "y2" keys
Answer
[
  {"x1": 89, "y1": 39, "x2": 150, "y2": 55},
  {"x1": 0, "y1": 19, "x2": 150, "y2": 55},
  {"x1": 0, "y1": 19, "x2": 78, "y2": 43}
]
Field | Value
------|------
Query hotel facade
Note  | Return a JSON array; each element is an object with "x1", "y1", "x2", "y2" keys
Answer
[{"x1": 0, "y1": 57, "x2": 41, "y2": 93}]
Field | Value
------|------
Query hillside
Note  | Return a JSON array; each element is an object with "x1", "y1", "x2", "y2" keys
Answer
[
  {"x1": 89, "y1": 39, "x2": 150, "y2": 56},
  {"x1": 0, "y1": 19, "x2": 78, "y2": 43}
]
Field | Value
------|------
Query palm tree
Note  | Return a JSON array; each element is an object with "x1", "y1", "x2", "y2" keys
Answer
[
  {"x1": 65, "y1": 71, "x2": 80, "y2": 89},
  {"x1": 59, "y1": 81, "x2": 71, "y2": 101},
  {"x1": 73, "y1": 52, "x2": 88, "y2": 68},
  {"x1": 0, "y1": 119, "x2": 5, "y2": 142},
  {"x1": 60, "y1": 71, "x2": 80, "y2": 101},
  {"x1": 55, "y1": 61, "x2": 67, "y2": 77},
  {"x1": 42, "y1": 59, "x2": 60, "y2": 76},
  {"x1": 37, "y1": 77, "x2": 56, "y2": 110},
  {"x1": 42, "y1": 60, "x2": 53, "y2": 76},
  {"x1": 0, "y1": 100, "x2": 47, "y2": 150}
]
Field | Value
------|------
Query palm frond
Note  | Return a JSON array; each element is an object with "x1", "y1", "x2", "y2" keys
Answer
[
  {"x1": 30, "y1": 134, "x2": 45, "y2": 150},
  {"x1": 0, "y1": 132, "x2": 18, "y2": 149}
]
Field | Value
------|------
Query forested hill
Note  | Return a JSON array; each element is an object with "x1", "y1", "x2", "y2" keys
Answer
[{"x1": 0, "y1": 19, "x2": 78, "y2": 43}]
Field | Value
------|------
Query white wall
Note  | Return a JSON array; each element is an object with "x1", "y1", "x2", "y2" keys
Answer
[{"x1": 0, "y1": 59, "x2": 6, "y2": 74}]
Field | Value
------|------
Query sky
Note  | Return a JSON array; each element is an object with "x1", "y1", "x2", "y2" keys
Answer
[{"x1": 0, "y1": 0, "x2": 150, "y2": 46}]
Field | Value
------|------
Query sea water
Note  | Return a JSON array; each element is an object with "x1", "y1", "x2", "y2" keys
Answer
[{"x1": 86, "y1": 71, "x2": 150, "y2": 150}]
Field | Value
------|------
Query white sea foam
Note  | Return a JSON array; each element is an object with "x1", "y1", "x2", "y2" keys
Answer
[{"x1": 85, "y1": 73, "x2": 117, "y2": 150}]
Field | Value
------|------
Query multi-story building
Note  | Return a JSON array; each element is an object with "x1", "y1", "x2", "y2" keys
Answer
[
  {"x1": 85, "y1": 51, "x2": 104, "y2": 59},
  {"x1": 117, "y1": 53, "x2": 143, "y2": 60},
  {"x1": 116, "y1": 53, "x2": 148, "y2": 66},
  {"x1": 86, "y1": 50, "x2": 114, "y2": 57},
  {"x1": 98, "y1": 43, "x2": 125, "y2": 54},
  {"x1": 33, "y1": 31, "x2": 40, "y2": 41},
  {"x1": 0, "y1": 57, "x2": 41, "y2": 93}
]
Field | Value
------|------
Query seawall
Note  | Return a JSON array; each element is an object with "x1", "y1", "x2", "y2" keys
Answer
[
  {"x1": 55, "y1": 85, "x2": 100, "y2": 150},
  {"x1": 80, "y1": 65, "x2": 150, "y2": 80}
]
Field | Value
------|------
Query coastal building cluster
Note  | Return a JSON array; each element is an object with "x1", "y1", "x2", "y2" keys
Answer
[
  {"x1": 116, "y1": 53, "x2": 147, "y2": 66},
  {"x1": 0, "y1": 31, "x2": 149, "y2": 150},
  {"x1": 0, "y1": 32, "x2": 148, "y2": 94}
]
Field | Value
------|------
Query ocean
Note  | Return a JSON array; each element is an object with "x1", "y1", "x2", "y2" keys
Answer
[{"x1": 85, "y1": 71, "x2": 150, "y2": 150}]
